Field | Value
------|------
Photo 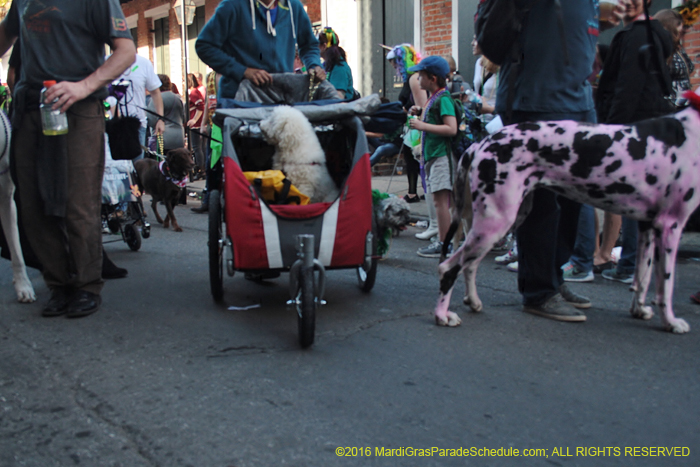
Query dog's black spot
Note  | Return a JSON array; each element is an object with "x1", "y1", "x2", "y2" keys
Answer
[
  {"x1": 511, "y1": 139, "x2": 524, "y2": 148},
  {"x1": 472, "y1": 190, "x2": 479, "y2": 201},
  {"x1": 684, "y1": 188, "x2": 694, "y2": 202},
  {"x1": 516, "y1": 163, "x2": 534, "y2": 172},
  {"x1": 604, "y1": 160, "x2": 622, "y2": 174},
  {"x1": 647, "y1": 258, "x2": 652, "y2": 267},
  {"x1": 646, "y1": 209, "x2": 657, "y2": 219},
  {"x1": 491, "y1": 132, "x2": 507, "y2": 141},
  {"x1": 671, "y1": 153, "x2": 677, "y2": 164},
  {"x1": 665, "y1": 185, "x2": 672, "y2": 197},
  {"x1": 570, "y1": 132, "x2": 613, "y2": 178},
  {"x1": 554, "y1": 127, "x2": 566, "y2": 135},
  {"x1": 605, "y1": 182, "x2": 635, "y2": 195},
  {"x1": 666, "y1": 248, "x2": 673, "y2": 253},
  {"x1": 620, "y1": 176, "x2": 626, "y2": 182},
  {"x1": 671, "y1": 222, "x2": 679, "y2": 230},
  {"x1": 675, "y1": 169, "x2": 682, "y2": 180},
  {"x1": 588, "y1": 187, "x2": 606, "y2": 198},
  {"x1": 526, "y1": 138, "x2": 539, "y2": 152},
  {"x1": 613, "y1": 131, "x2": 625, "y2": 142},
  {"x1": 539, "y1": 146, "x2": 570, "y2": 166},
  {"x1": 639, "y1": 221, "x2": 653, "y2": 232},
  {"x1": 654, "y1": 246, "x2": 660, "y2": 262},
  {"x1": 634, "y1": 117, "x2": 687, "y2": 148},
  {"x1": 478, "y1": 159, "x2": 497, "y2": 184},
  {"x1": 499, "y1": 172, "x2": 509, "y2": 179},
  {"x1": 440, "y1": 265, "x2": 461, "y2": 294},
  {"x1": 516, "y1": 122, "x2": 541, "y2": 132},
  {"x1": 664, "y1": 272, "x2": 671, "y2": 280},
  {"x1": 531, "y1": 170, "x2": 545, "y2": 180},
  {"x1": 646, "y1": 174, "x2": 657, "y2": 185},
  {"x1": 524, "y1": 178, "x2": 530, "y2": 187},
  {"x1": 627, "y1": 138, "x2": 647, "y2": 160},
  {"x1": 547, "y1": 123, "x2": 558, "y2": 127},
  {"x1": 484, "y1": 143, "x2": 515, "y2": 164}
]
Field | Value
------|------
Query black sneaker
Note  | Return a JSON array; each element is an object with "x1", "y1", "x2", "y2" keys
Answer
[
  {"x1": 559, "y1": 284, "x2": 591, "y2": 309},
  {"x1": 523, "y1": 293, "x2": 586, "y2": 322},
  {"x1": 191, "y1": 204, "x2": 209, "y2": 213},
  {"x1": 42, "y1": 288, "x2": 73, "y2": 317}
]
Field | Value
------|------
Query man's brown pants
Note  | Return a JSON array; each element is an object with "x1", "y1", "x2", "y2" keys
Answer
[{"x1": 14, "y1": 99, "x2": 105, "y2": 295}]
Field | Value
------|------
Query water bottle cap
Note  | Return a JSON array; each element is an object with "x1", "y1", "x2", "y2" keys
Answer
[{"x1": 43, "y1": 80, "x2": 56, "y2": 88}]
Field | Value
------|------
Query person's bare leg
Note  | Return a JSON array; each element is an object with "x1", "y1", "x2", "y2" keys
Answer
[{"x1": 594, "y1": 211, "x2": 621, "y2": 265}]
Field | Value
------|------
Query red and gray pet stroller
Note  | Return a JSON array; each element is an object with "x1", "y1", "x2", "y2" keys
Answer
[{"x1": 209, "y1": 74, "x2": 382, "y2": 348}]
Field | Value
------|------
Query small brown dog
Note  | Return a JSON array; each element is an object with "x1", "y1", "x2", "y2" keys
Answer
[{"x1": 134, "y1": 148, "x2": 194, "y2": 232}]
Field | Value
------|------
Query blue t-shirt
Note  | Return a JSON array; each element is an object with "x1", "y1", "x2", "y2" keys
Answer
[
  {"x1": 327, "y1": 60, "x2": 354, "y2": 98},
  {"x1": 495, "y1": 0, "x2": 598, "y2": 115}
]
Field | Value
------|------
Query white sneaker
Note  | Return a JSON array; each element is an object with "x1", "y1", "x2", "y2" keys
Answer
[
  {"x1": 416, "y1": 226, "x2": 439, "y2": 240},
  {"x1": 495, "y1": 244, "x2": 518, "y2": 265},
  {"x1": 506, "y1": 261, "x2": 518, "y2": 272}
]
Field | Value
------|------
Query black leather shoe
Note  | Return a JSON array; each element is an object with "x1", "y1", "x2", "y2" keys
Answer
[
  {"x1": 66, "y1": 291, "x2": 101, "y2": 319},
  {"x1": 191, "y1": 204, "x2": 209, "y2": 213},
  {"x1": 102, "y1": 250, "x2": 128, "y2": 279},
  {"x1": 42, "y1": 288, "x2": 73, "y2": 317}
]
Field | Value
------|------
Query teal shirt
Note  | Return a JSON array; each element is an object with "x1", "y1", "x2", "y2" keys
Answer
[
  {"x1": 423, "y1": 92, "x2": 456, "y2": 163},
  {"x1": 327, "y1": 60, "x2": 354, "y2": 98}
]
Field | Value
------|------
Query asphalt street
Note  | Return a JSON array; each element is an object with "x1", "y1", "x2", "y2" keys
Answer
[{"x1": 1, "y1": 177, "x2": 699, "y2": 467}]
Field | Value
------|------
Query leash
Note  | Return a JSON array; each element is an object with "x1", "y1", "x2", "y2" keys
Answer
[{"x1": 137, "y1": 105, "x2": 223, "y2": 143}]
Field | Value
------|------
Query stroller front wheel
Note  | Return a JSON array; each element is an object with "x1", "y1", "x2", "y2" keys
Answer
[{"x1": 124, "y1": 223, "x2": 142, "y2": 251}]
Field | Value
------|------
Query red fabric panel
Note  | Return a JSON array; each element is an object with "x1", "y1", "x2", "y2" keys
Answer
[
  {"x1": 330, "y1": 153, "x2": 372, "y2": 267},
  {"x1": 270, "y1": 202, "x2": 331, "y2": 218},
  {"x1": 223, "y1": 158, "x2": 269, "y2": 269}
]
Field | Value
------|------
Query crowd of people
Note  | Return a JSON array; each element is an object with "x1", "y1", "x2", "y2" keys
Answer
[{"x1": 1, "y1": 0, "x2": 698, "y2": 323}]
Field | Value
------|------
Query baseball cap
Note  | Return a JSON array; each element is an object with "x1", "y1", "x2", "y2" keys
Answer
[{"x1": 408, "y1": 56, "x2": 450, "y2": 78}]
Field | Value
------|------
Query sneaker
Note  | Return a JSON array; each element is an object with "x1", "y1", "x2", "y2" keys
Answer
[
  {"x1": 592, "y1": 261, "x2": 615, "y2": 274},
  {"x1": 602, "y1": 269, "x2": 633, "y2": 284},
  {"x1": 523, "y1": 293, "x2": 587, "y2": 322},
  {"x1": 495, "y1": 245, "x2": 518, "y2": 265},
  {"x1": 416, "y1": 225, "x2": 439, "y2": 240},
  {"x1": 559, "y1": 284, "x2": 591, "y2": 309},
  {"x1": 506, "y1": 261, "x2": 518, "y2": 272},
  {"x1": 418, "y1": 241, "x2": 446, "y2": 258},
  {"x1": 492, "y1": 233, "x2": 512, "y2": 252},
  {"x1": 562, "y1": 262, "x2": 594, "y2": 282},
  {"x1": 403, "y1": 194, "x2": 420, "y2": 204}
]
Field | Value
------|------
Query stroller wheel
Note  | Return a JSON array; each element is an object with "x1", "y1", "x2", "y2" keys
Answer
[
  {"x1": 141, "y1": 222, "x2": 151, "y2": 239},
  {"x1": 124, "y1": 223, "x2": 142, "y2": 251}
]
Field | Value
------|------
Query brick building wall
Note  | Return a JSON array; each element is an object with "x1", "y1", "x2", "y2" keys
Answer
[
  {"x1": 684, "y1": 22, "x2": 700, "y2": 88},
  {"x1": 421, "y1": 0, "x2": 452, "y2": 57},
  {"x1": 304, "y1": 0, "x2": 322, "y2": 24}
]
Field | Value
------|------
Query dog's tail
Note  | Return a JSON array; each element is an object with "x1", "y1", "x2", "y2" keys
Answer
[{"x1": 441, "y1": 146, "x2": 474, "y2": 259}]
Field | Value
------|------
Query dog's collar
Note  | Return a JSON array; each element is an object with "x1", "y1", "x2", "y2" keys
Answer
[
  {"x1": 683, "y1": 91, "x2": 700, "y2": 112},
  {"x1": 159, "y1": 161, "x2": 188, "y2": 188}
]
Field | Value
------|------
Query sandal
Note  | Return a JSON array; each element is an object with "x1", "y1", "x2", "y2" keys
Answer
[{"x1": 592, "y1": 261, "x2": 615, "y2": 274}]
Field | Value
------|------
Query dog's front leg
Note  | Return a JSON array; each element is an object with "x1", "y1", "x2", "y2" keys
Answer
[
  {"x1": 435, "y1": 255, "x2": 463, "y2": 327},
  {"x1": 0, "y1": 183, "x2": 36, "y2": 303},
  {"x1": 630, "y1": 227, "x2": 655, "y2": 321},
  {"x1": 462, "y1": 258, "x2": 483, "y2": 313},
  {"x1": 653, "y1": 226, "x2": 689, "y2": 333}
]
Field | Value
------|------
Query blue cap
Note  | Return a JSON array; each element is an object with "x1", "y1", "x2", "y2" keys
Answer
[{"x1": 408, "y1": 56, "x2": 450, "y2": 78}]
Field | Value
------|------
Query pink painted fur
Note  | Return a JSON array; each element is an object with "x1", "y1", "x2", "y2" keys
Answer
[{"x1": 435, "y1": 102, "x2": 700, "y2": 333}]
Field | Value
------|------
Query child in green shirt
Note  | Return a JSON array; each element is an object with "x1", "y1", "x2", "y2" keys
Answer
[{"x1": 407, "y1": 56, "x2": 458, "y2": 258}]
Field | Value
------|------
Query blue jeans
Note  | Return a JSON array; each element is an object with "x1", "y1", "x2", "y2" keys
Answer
[
  {"x1": 369, "y1": 142, "x2": 400, "y2": 166},
  {"x1": 616, "y1": 217, "x2": 637, "y2": 275},
  {"x1": 570, "y1": 204, "x2": 595, "y2": 273}
]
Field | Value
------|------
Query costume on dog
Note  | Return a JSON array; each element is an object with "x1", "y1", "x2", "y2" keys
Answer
[
  {"x1": 372, "y1": 190, "x2": 411, "y2": 257},
  {"x1": 260, "y1": 106, "x2": 339, "y2": 204},
  {"x1": 435, "y1": 93, "x2": 700, "y2": 333}
]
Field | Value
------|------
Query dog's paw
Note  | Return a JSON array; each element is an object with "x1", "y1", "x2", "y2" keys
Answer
[
  {"x1": 15, "y1": 285, "x2": 36, "y2": 303},
  {"x1": 666, "y1": 317, "x2": 690, "y2": 334},
  {"x1": 173, "y1": 226, "x2": 183, "y2": 232},
  {"x1": 463, "y1": 295, "x2": 483, "y2": 313},
  {"x1": 435, "y1": 311, "x2": 462, "y2": 327},
  {"x1": 630, "y1": 302, "x2": 654, "y2": 320}
]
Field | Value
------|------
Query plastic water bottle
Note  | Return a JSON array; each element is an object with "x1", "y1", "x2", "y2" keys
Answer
[{"x1": 40, "y1": 80, "x2": 68, "y2": 136}]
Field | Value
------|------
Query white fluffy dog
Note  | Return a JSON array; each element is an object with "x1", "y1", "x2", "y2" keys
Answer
[
  {"x1": 260, "y1": 106, "x2": 339, "y2": 204},
  {"x1": 0, "y1": 110, "x2": 36, "y2": 302}
]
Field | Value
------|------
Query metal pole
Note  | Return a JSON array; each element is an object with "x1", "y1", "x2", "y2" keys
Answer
[{"x1": 181, "y1": 2, "x2": 191, "y2": 150}]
